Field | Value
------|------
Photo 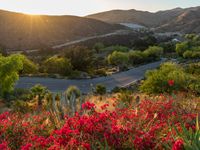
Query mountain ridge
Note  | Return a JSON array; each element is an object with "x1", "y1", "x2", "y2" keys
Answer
[
  {"x1": 87, "y1": 6, "x2": 200, "y2": 33},
  {"x1": 0, "y1": 9, "x2": 123, "y2": 50}
]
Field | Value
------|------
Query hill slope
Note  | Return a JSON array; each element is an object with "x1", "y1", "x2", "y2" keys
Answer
[
  {"x1": 0, "y1": 10, "x2": 122, "y2": 50},
  {"x1": 87, "y1": 6, "x2": 200, "y2": 33}
]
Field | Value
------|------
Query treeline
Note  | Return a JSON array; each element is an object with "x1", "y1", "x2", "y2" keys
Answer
[{"x1": 107, "y1": 46, "x2": 163, "y2": 70}]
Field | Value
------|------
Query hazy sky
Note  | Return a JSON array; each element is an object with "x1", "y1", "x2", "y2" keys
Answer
[{"x1": 0, "y1": 0, "x2": 200, "y2": 16}]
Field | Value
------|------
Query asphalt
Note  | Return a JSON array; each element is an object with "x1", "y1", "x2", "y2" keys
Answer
[{"x1": 16, "y1": 60, "x2": 164, "y2": 93}]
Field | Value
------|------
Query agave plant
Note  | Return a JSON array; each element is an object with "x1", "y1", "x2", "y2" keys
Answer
[{"x1": 174, "y1": 114, "x2": 200, "y2": 150}]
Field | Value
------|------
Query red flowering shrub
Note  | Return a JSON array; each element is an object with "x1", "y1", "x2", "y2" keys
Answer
[{"x1": 0, "y1": 98, "x2": 197, "y2": 150}]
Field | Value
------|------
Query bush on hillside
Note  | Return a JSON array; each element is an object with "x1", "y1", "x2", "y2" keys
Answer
[
  {"x1": 143, "y1": 46, "x2": 163, "y2": 60},
  {"x1": 140, "y1": 62, "x2": 189, "y2": 94},
  {"x1": 64, "y1": 46, "x2": 94, "y2": 71},
  {"x1": 107, "y1": 51, "x2": 129, "y2": 70},
  {"x1": 183, "y1": 51, "x2": 200, "y2": 59},
  {"x1": 176, "y1": 41, "x2": 189, "y2": 56},
  {"x1": 65, "y1": 86, "x2": 81, "y2": 99},
  {"x1": 128, "y1": 50, "x2": 146, "y2": 65},
  {"x1": 42, "y1": 56, "x2": 72, "y2": 76},
  {"x1": 20, "y1": 55, "x2": 38, "y2": 74},
  {"x1": 93, "y1": 42, "x2": 104, "y2": 53},
  {"x1": 95, "y1": 84, "x2": 106, "y2": 95}
]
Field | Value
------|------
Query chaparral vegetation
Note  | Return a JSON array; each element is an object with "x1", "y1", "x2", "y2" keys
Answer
[{"x1": 0, "y1": 30, "x2": 200, "y2": 150}]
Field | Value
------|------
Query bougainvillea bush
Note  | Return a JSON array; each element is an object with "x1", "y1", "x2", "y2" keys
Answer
[{"x1": 0, "y1": 96, "x2": 198, "y2": 150}]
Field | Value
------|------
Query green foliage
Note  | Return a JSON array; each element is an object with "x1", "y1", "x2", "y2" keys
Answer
[
  {"x1": 12, "y1": 100, "x2": 30, "y2": 113},
  {"x1": 143, "y1": 46, "x2": 163, "y2": 59},
  {"x1": 176, "y1": 34, "x2": 200, "y2": 58},
  {"x1": 65, "y1": 86, "x2": 81, "y2": 99},
  {"x1": 185, "y1": 62, "x2": 200, "y2": 76},
  {"x1": 95, "y1": 84, "x2": 106, "y2": 95},
  {"x1": 65, "y1": 46, "x2": 94, "y2": 71},
  {"x1": 30, "y1": 84, "x2": 49, "y2": 110},
  {"x1": 111, "y1": 45, "x2": 129, "y2": 52},
  {"x1": 107, "y1": 51, "x2": 129, "y2": 69},
  {"x1": 31, "y1": 84, "x2": 49, "y2": 99},
  {"x1": 132, "y1": 35, "x2": 157, "y2": 50},
  {"x1": 43, "y1": 56, "x2": 72, "y2": 76},
  {"x1": 188, "y1": 79, "x2": 200, "y2": 95},
  {"x1": 140, "y1": 62, "x2": 188, "y2": 94},
  {"x1": 176, "y1": 42, "x2": 189, "y2": 56},
  {"x1": 0, "y1": 54, "x2": 24, "y2": 97},
  {"x1": 21, "y1": 55, "x2": 38, "y2": 74},
  {"x1": 159, "y1": 42, "x2": 176, "y2": 53},
  {"x1": 128, "y1": 50, "x2": 146, "y2": 65},
  {"x1": 173, "y1": 115, "x2": 200, "y2": 150},
  {"x1": 94, "y1": 42, "x2": 104, "y2": 53},
  {"x1": 183, "y1": 51, "x2": 200, "y2": 59}
]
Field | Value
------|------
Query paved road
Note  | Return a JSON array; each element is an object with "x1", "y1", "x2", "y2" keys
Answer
[
  {"x1": 16, "y1": 60, "x2": 164, "y2": 93},
  {"x1": 9, "y1": 30, "x2": 130, "y2": 53}
]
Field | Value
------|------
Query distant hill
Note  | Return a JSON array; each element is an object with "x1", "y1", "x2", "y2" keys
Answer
[
  {"x1": 87, "y1": 6, "x2": 200, "y2": 33},
  {"x1": 0, "y1": 10, "x2": 122, "y2": 50}
]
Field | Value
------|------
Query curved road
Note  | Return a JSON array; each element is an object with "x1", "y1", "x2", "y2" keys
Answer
[{"x1": 16, "y1": 60, "x2": 164, "y2": 93}]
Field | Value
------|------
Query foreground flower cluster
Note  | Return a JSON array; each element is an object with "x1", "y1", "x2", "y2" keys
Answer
[{"x1": 0, "y1": 98, "x2": 197, "y2": 150}]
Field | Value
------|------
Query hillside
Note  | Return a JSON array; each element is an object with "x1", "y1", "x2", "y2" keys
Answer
[
  {"x1": 87, "y1": 6, "x2": 200, "y2": 33},
  {"x1": 0, "y1": 10, "x2": 122, "y2": 50}
]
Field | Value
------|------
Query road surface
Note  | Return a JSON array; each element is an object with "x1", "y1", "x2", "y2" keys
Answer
[
  {"x1": 16, "y1": 60, "x2": 164, "y2": 93},
  {"x1": 9, "y1": 30, "x2": 130, "y2": 53}
]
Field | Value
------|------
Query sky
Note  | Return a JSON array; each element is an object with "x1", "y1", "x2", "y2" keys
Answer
[{"x1": 0, "y1": 0, "x2": 200, "y2": 16}]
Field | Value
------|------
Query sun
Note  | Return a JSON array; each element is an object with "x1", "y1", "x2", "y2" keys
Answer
[{"x1": 0, "y1": 0, "x2": 62, "y2": 16}]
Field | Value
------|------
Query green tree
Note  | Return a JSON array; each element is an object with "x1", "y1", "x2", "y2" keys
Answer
[
  {"x1": 20, "y1": 55, "x2": 38, "y2": 74},
  {"x1": 43, "y1": 56, "x2": 72, "y2": 75},
  {"x1": 143, "y1": 46, "x2": 163, "y2": 59},
  {"x1": 65, "y1": 46, "x2": 94, "y2": 71},
  {"x1": 0, "y1": 54, "x2": 23, "y2": 97},
  {"x1": 128, "y1": 50, "x2": 146, "y2": 65},
  {"x1": 176, "y1": 42, "x2": 189, "y2": 56},
  {"x1": 107, "y1": 51, "x2": 129, "y2": 70}
]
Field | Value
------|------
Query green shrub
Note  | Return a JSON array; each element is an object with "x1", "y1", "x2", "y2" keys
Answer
[
  {"x1": 183, "y1": 51, "x2": 200, "y2": 59},
  {"x1": 143, "y1": 46, "x2": 163, "y2": 60},
  {"x1": 42, "y1": 56, "x2": 72, "y2": 76},
  {"x1": 94, "y1": 42, "x2": 104, "y2": 53},
  {"x1": 95, "y1": 84, "x2": 106, "y2": 95},
  {"x1": 21, "y1": 56, "x2": 38, "y2": 74},
  {"x1": 65, "y1": 86, "x2": 81, "y2": 99},
  {"x1": 183, "y1": 51, "x2": 193, "y2": 59},
  {"x1": 128, "y1": 50, "x2": 146, "y2": 65},
  {"x1": 107, "y1": 51, "x2": 129, "y2": 70},
  {"x1": 176, "y1": 42, "x2": 189, "y2": 56},
  {"x1": 140, "y1": 62, "x2": 189, "y2": 94},
  {"x1": 185, "y1": 63, "x2": 200, "y2": 75}
]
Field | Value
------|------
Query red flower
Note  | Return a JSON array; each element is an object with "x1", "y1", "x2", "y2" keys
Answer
[
  {"x1": 168, "y1": 80, "x2": 175, "y2": 86},
  {"x1": 0, "y1": 142, "x2": 9, "y2": 150},
  {"x1": 21, "y1": 143, "x2": 32, "y2": 150},
  {"x1": 82, "y1": 143, "x2": 91, "y2": 150},
  {"x1": 101, "y1": 104, "x2": 109, "y2": 110},
  {"x1": 172, "y1": 139, "x2": 184, "y2": 150},
  {"x1": 82, "y1": 102, "x2": 96, "y2": 110}
]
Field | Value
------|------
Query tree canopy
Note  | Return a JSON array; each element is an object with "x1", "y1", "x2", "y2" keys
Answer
[{"x1": 0, "y1": 54, "x2": 24, "y2": 96}]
